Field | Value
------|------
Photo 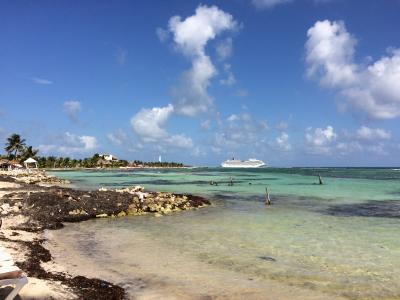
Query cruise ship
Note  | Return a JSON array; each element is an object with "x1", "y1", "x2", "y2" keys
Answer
[{"x1": 221, "y1": 158, "x2": 266, "y2": 168}]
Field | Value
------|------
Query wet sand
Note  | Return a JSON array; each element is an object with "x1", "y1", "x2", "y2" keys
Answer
[{"x1": 47, "y1": 220, "x2": 346, "y2": 300}]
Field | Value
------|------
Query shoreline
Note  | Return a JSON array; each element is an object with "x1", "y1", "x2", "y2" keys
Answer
[{"x1": 0, "y1": 171, "x2": 210, "y2": 299}]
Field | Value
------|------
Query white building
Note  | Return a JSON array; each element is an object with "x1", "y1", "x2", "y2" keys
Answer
[{"x1": 100, "y1": 154, "x2": 118, "y2": 162}]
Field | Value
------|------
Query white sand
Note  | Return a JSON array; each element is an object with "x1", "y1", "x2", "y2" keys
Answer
[{"x1": 0, "y1": 180, "x2": 77, "y2": 300}]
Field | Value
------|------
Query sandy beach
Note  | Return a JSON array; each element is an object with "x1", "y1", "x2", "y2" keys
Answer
[{"x1": 0, "y1": 171, "x2": 209, "y2": 299}]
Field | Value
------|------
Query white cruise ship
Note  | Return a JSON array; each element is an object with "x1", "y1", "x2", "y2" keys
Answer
[{"x1": 221, "y1": 158, "x2": 266, "y2": 168}]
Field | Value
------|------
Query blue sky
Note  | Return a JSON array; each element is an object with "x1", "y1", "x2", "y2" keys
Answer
[{"x1": 1, "y1": 0, "x2": 400, "y2": 166}]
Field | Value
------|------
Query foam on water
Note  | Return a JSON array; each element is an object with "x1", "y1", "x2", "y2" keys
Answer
[{"x1": 49, "y1": 168, "x2": 400, "y2": 299}]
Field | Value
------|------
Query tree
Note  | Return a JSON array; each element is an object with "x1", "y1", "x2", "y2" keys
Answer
[
  {"x1": 20, "y1": 146, "x2": 39, "y2": 162},
  {"x1": 5, "y1": 134, "x2": 26, "y2": 158}
]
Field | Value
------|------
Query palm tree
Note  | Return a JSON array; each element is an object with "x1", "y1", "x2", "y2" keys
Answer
[
  {"x1": 5, "y1": 134, "x2": 26, "y2": 159},
  {"x1": 20, "y1": 146, "x2": 39, "y2": 162}
]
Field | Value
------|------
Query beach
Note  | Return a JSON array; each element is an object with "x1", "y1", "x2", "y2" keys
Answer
[{"x1": 0, "y1": 171, "x2": 209, "y2": 299}]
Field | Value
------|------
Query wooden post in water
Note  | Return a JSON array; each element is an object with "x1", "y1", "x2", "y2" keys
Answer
[
  {"x1": 265, "y1": 187, "x2": 271, "y2": 205},
  {"x1": 318, "y1": 174, "x2": 323, "y2": 185}
]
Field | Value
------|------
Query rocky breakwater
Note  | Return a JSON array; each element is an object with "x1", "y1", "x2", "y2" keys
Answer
[
  {"x1": 11, "y1": 172, "x2": 70, "y2": 185},
  {"x1": 1, "y1": 185, "x2": 211, "y2": 231}
]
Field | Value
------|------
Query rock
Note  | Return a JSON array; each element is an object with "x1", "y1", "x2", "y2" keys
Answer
[
  {"x1": 127, "y1": 204, "x2": 139, "y2": 215},
  {"x1": 1, "y1": 203, "x2": 10, "y2": 211},
  {"x1": 68, "y1": 209, "x2": 87, "y2": 215},
  {"x1": 99, "y1": 187, "x2": 108, "y2": 192},
  {"x1": 117, "y1": 211, "x2": 126, "y2": 217},
  {"x1": 154, "y1": 213, "x2": 162, "y2": 217},
  {"x1": 96, "y1": 213, "x2": 108, "y2": 218},
  {"x1": 258, "y1": 256, "x2": 276, "y2": 262}
]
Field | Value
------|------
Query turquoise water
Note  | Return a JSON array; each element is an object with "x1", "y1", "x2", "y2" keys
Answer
[{"x1": 49, "y1": 168, "x2": 400, "y2": 299}]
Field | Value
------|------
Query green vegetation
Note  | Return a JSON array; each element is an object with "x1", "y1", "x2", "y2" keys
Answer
[
  {"x1": 2, "y1": 133, "x2": 184, "y2": 169},
  {"x1": 5, "y1": 133, "x2": 27, "y2": 158}
]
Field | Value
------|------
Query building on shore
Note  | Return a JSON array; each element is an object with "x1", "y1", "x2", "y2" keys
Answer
[{"x1": 99, "y1": 154, "x2": 119, "y2": 162}]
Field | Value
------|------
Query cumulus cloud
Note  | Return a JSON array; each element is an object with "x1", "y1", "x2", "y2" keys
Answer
[
  {"x1": 156, "y1": 27, "x2": 169, "y2": 42},
  {"x1": 171, "y1": 55, "x2": 217, "y2": 116},
  {"x1": 306, "y1": 20, "x2": 400, "y2": 119},
  {"x1": 356, "y1": 126, "x2": 391, "y2": 141},
  {"x1": 107, "y1": 130, "x2": 143, "y2": 153},
  {"x1": 130, "y1": 104, "x2": 193, "y2": 149},
  {"x1": 252, "y1": 0, "x2": 337, "y2": 9},
  {"x1": 32, "y1": 77, "x2": 53, "y2": 85},
  {"x1": 165, "y1": 5, "x2": 237, "y2": 116},
  {"x1": 276, "y1": 132, "x2": 291, "y2": 150},
  {"x1": 305, "y1": 125, "x2": 392, "y2": 156},
  {"x1": 213, "y1": 112, "x2": 269, "y2": 154},
  {"x1": 63, "y1": 100, "x2": 82, "y2": 123},
  {"x1": 220, "y1": 63, "x2": 236, "y2": 86},
  {"x1": 130, "y1": 104, "x2": 174, "y2": 142},
  {"x1": 39, "y1": 132, "x2": 98, "y2": 155},
  {"x1": 276, "y1": 121, "x2": 289, "y2": 130},
  {"x1": 200, "y1": 120, "x2": 211, "y2": 130},
  {"x1": 336, "y1": 141, "x2": 362, "y2": 155},
  {"x1": 252, "y1": 0, "x2": 292, "y2": 9},
  {"x1": 305, "y1": 125, "x2": 337, "y2": 154},
  {"x1": 167, "y1": 134, "x2": 193, "y2": 149}
]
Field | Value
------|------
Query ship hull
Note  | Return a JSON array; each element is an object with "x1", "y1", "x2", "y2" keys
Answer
[{"x1": 221, "y1": 161, "x2": 266, "y2": 168}]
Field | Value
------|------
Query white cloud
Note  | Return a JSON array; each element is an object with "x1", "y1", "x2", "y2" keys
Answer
[
  {"x1": 166, "y1": 5, "x2": 237, "y2": 116},
  {"x1": 168, "y1": 5, "x2": 237, "y2": 57},
  {"x1": 214, "y1": 112, "x2": 269, "y2": 153},
  {"x1": 367, "y1": 143, "x2": 388, "y2": 156},
  {"x1": 130, "y1": 104, "x2": 174, "y2": 142},
  {"x1": 167, "y1": 134, "x2": 193, "y2": 149},
  {"x1": 156, "y1": 27, "x2": 169, "y2": 42},
  {"x1": 276, "y1": 121, "x2": 289, "y2": 130},
  {"x1": 106, "y1": 130, "x2": 129, "y2": 146},
  {"x1": 130, "y1": 104, "x2": 194, "y2": 150},
  {"x1": 32, "y1": 77, "x2": 53, "y2": 85},
  {"x1": 39, "y1": 132, "x2": 98, "y2": 155},
  {"x1": 304, "y1": 125, "x2": 392, "y2": 156},
  {"x1": 306, "y1": 20, "x2": 357, "y2": 87},
  {"x1": 171, "y1": 55, "x2": 216, "y2": 116},
  {"x1": 276, "y1": 132, "x2": 291, "y2": 150},
  {"x1": 306, "y1": 20, "x2": 400, "y2": 119},
  {"x1": 356, "y1": 126, "x2": 391, "y2": 141},
  {"x1": 200, "y1": 120, "x2": 211, "y2": 130},
  {"x1": 220, "y1": 63, "x2": 236, "y2": 86},
  {"x1": 305, "y1": 125, "x2": 337, "y2": 154},
  {"x1": 227, "y1": 114, "x2": 239, "y2": 122},
  {"x1": 216, "y1": 38, "x2": 233, "y2": 61},
  {"x1": 252, "y1": 0, "x2": 338, "y2": 10},
  {"x1": 252, "y1": 0, "x2": 292, "y2": 9},
  {"x1": 336, "y1": 141, "x2": 362, "y2": 155},
  {"x1": 63, "y1": 100, "x2": 82, "y2": 123}
]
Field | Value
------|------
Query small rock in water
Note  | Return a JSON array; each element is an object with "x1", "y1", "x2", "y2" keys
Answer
[
  {"x1": 96, "y1": 213, "x2": 108, "y2": 218},
  {"x1": 258, "y1": 256, "x2": 276, "y2": 262}
]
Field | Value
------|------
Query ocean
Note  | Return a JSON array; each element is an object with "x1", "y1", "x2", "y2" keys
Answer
[{"x1": 48, "y1": 168, "x2": 400, "y2": 299}]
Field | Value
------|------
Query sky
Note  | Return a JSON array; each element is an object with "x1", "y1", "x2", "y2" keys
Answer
[{"x1": 1, "y1": 0, "x2": 400, "y2": 167}]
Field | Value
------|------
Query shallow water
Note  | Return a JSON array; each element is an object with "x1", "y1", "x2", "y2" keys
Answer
[{"x1": 49, "y1": 168, "x2": 400, "y2": 299}]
